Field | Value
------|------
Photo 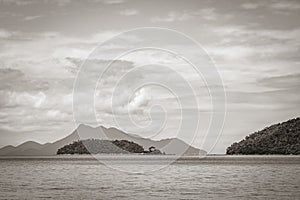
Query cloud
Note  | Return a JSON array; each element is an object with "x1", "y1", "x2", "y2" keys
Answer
[
  {"x1": 0, "y1": 29, "x2": 12, "y2": 38},
  {"x1": 210, "y1": 26, "x2": 300, "y2": 61},
  {"x1": 198, "y1": 8, "x2": 218, "y2": 20},
  {"x1": 23, "y1": 15, "x2": 41, "y2": 21},
  {"x1": 226, "y1": 87, "x2": 300, "y2": 111},
  {"x1": 208, "y1": 45, "x2": 256, "y2": 60},
  {"x1": 241, "y1": 1, "x2": 300, "y2": 11},
  {"x1": 0, "y1": 29, "x2": 19, "y2": 39},
  {"x1": 0, "y1": 68, "x2": 49, "y2": 92},
  {"x1": 0, "y1": 0, "x2": 33, "y2": 6},
  {"x1": 151, "y1": 8, "x2": 218, "y2": 22},
  {"x1": 1, "y1": 91, "x2": 46, "y2": 108},
  {"x1": 241, "y1": 3, "x2": 259, "y2": 9},
  {"x1": 151, "y1": 11, "x2": 193, "y2": 22},
  {"x1": 119, "y1": 9, "x2": 139, "y2": 16},
  {"x1": 110, "y1": 87, "x2": 152, "y2": 115},
  {"x1": 213, "y1": 26, "x2": 300, "y2": 42},
  {"x1": 100, "y1": 0, "x2": 124, "y2": 4},
  {"x1": 269, "y1": 1, "x2": 300, "y2": 11},
  {"x1": 258, "y1": 73, "x2": 300, "y2": 89}
]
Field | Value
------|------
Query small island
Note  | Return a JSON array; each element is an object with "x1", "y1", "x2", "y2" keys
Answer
[
  {"x1": 226, "y1": 117, "x2": 300, "y2": 155},
  {"x1": 57, "y1": 139, "x2": 163, "y2": 155}
]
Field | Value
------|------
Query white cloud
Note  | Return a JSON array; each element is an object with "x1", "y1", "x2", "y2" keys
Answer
[
  {"x1": 241, "y1": 1, "x2": 300, "y2": 11},
  {"x1": 213, "y1": 25, "x2": 300, "y2": 46},
  {"x1": 0, "y1": 0, "x2": 33, "y2": 6},
  {"x1": 119, "y1": 9, "x2": 139, "y2": 16},
  {"x1": 46, "y1": 109, "x2": 69, "y2": 119},
  {"x1": 208, "y1": 45, "x2": 256, "y2": 60},
  {"x1": 212, "y1": 26, "x2": 300, "y2": 64},
  {"x1": 3, "y1": 91, "x2": 46, "y2": 108},
  {"x1": 197, "y1": 8, "x2": 217, "y2": 20},
  {"x1": 0, "y1": 29, "x2": 12, "y2": 38},
  {"x1": 269, "y1": 1, "x2": 300, "y2": 10},
  {"x1": 126, "y1": 87, "x2": 151, "y2": 114},
  {"x1": 241, "y1": 3, "x2": 259, "y2": 9},
  {"x1": 151, "y1": 11, "x2": 193, "y2": 22},
  {"x1": 100, "y1": 0, "x2": 124, "y2": 4},
  {"x1": 151, "y1": 8, "x2": 217, "y2": 22},
  {"x1": 0, "y1": 29, "x2": 19, "y2": 39},
  {"x1": 23, "y1": 15, "x2": 41, "y2": 21}
]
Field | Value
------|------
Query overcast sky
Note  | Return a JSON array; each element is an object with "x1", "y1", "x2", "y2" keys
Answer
[{"x1": 0, "y1": 0, "x2": 299, "y2": 153}]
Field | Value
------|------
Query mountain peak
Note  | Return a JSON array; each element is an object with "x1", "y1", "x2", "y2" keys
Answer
[
  {"x1": 77, "y1": 124, "x2": 94, "y2": 129},
  {"x1": 0, "y1": 125, "x2": 205, "y2": 156}
]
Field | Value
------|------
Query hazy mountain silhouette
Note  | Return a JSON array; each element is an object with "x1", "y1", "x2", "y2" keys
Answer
[{"x1": 0, "y1": 124, "x2": 206, "y2": 156}]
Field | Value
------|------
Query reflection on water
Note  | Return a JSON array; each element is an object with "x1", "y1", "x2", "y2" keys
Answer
[{"x1": 0, "y1": 155, "x2": 299, "y2": 199}]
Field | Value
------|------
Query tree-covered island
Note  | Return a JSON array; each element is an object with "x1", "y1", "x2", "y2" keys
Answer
[
  {"x1": 226, "y1": 118, "x2": 300, "y2": 155},
  {"x1": 57, "y1": 139, "x2": 163, "y2": 155}
]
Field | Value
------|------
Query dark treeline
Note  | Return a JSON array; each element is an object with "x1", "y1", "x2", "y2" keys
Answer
[
  {"x1": 227, "y1": 117, "x2": 300, "y2": 155},
  {"x1": 57, "y1": 139, "x2": 162, "y2": 155}
]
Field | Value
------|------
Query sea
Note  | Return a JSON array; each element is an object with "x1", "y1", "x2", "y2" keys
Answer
[{"x1": 0, "y1": 155, "x2": 299, "y2": 199}]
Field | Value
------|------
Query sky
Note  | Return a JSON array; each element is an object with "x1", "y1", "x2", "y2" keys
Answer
[{"x1": 0, "y1": 0, "x2": 299, "y2": 153}]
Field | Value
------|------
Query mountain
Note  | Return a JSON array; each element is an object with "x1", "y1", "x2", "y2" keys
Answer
[
  {"x1": 0, "y1": 124, "x2": 206, "y2": 156},
  {"x1": 226, "y1": 117, "x2": 300, "y2": 155}
]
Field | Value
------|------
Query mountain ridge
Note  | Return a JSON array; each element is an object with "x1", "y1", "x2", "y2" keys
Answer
[{"x1": 0, "y1": 124, "x2": 206, "y2": 156}]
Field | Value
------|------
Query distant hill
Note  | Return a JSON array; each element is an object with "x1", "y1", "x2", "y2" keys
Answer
[
  {"x1": 227, "y1": 117, "x2": 300, "y2": 155},
  {"x1": 0, "y1": 124, "x2": 206, "y2": 156}
]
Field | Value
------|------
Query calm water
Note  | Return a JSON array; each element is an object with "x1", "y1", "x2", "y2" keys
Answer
[{"x1": 0, "y1": 155, "x2": 299, "y2": 199}]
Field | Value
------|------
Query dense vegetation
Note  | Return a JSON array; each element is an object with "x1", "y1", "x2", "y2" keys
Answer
[
  {"x1": 57, "y1": 139, "x2": 162, "y2": 155},
  {"x1": 226, "y1": 118, "x2": 300, "y2": 155},
  {"x1": 112, "y1": 140, "x2": 144, "y2": 153}
]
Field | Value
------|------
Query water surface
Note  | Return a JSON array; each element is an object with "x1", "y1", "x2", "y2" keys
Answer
[{"x1": 0, "y1": 155, "x2": 299, "y2": 199}]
